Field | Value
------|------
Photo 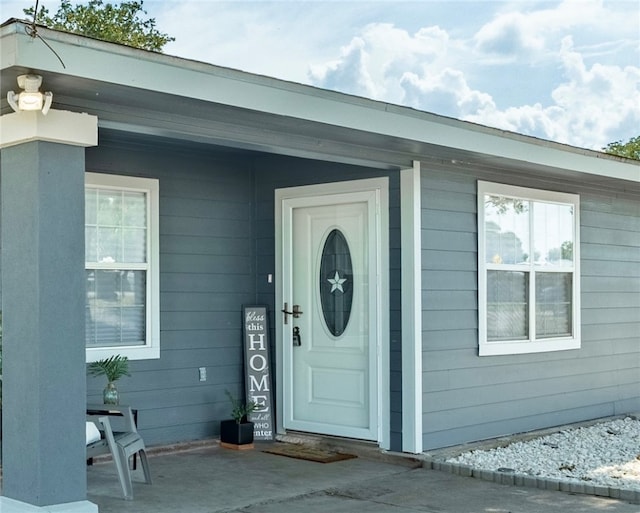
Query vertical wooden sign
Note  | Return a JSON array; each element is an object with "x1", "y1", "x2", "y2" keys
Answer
[{"x1": 243, "y1": 305, "x2": 274, "y2": 440}]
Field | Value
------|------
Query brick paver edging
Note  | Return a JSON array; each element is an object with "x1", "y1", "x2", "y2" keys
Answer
[{"x1": 423, "y1": 457, "x2": 640, "y2": 504}]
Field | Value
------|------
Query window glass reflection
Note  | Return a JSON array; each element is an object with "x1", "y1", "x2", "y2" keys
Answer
[
  {"x1": 487, "y1": 270, "x2": 529, "y2": 341},
  {"x1": 533, "y1": 202, "x2": 574, "y2": 266},
  {"x1": 86, "y1": 189, "x2": 147, "y2": 264},
  {"x1": 86, "y1": 270, "x2": 146, "y2": 347},
  {"x1": 536, "y1": 272, "x2": 572, "y2": 338},
  {"x1": 484, "y1": 195, "x2": 530, "y2": 265}
]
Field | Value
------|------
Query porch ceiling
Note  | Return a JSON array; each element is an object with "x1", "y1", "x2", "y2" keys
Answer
[{"x1": 0, "y1": 64, "x2": 482, "y2": 172}]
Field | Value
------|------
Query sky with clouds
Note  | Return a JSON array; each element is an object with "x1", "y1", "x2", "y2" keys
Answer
[{"x1": 2, "y1": 0, "x2": 639, "y2": 151}]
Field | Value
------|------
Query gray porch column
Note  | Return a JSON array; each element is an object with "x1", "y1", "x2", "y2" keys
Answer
[{"x1": 0, "y1": 111, "x2": 97, "y2": 511}]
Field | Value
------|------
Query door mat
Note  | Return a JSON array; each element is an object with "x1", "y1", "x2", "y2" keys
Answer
[{"x1": 263, "y1": 443, "x2": 357, "y2": 463}]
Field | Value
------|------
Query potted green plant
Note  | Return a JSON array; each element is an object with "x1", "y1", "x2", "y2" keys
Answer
[
  {"x1": 87, "y1": 354, "x2": 130, "y2": 405},
  {"x1": 219, "y1": 390, "x2": 258, "y2": 449}
]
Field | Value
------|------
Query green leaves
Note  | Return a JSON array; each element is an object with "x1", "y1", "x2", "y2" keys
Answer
[
  {"x1": 87, "y1": 354, "x2": 131, "y2": 383},
  {"x1": 225, "y1": 390, "x2": 258, "y2": 424},
  {"x1": 25, "y1": 0, "x2": 175, "y2": 52},
  {"x1": 603, "y1": 136, "x2": 640, "y2": 161}
]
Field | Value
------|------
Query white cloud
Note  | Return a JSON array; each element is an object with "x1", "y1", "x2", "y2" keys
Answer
[
  {"x1": 400, "y1": 68, "x2": 495, "y2": 119},
  {"x1": 552, "y1": 36, "x2": 640, "y2": 147},
  {"x1": 309, "y1": 36, "x2": 377, "y2": 99},
  {"x1": 473, "y1": 0, "x2": 638, "y2": 62},
  {"x1": 474, "y1": 10, "x2": 545, "y2": 59},
  {"x1": 308, "y1": 21, "x2": 509, "y2": 125},
  {"x1": 156, "y1": 2, "x2": 372, "y2": 84},
  {"x1": 309, "y1": 22, "x2": 456, "y2": 103},
  {"x1": 307, "y1": 2, "x2": 639, "y2": 150},
  {"x1": 464, "y1": 37, "x2": 640, "y2": 149}
]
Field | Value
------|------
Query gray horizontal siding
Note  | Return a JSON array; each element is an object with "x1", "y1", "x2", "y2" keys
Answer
[
  {"x1": 421, "y1": 165, "x2": 640, "y2": 450},
  {"x1": 422, "y1": 230, "x2": 476, "y2": 251},
  {"x1": 582, "y1": 292, "x2": 640, "y2": 309},
  {"x1": 160, "y1": 235, "x2": 251, "y2": 256},
  {"x1": 161, "y1": 273, "x2": 253, "y2": 293},
  {"x1": 86, "y1": 138, "x2": 256, "y2": 446},
  {"x1": 423, "y1": 352, "x2": 638, "y2": 395},
  {"x1": 423, "y1": 290, "x2": 477, "y2": 311}
]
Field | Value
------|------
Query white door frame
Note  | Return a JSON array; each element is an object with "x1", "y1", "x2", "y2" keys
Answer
[{"x1": 275, "y1": 178, "x2": 390, "y2": 449}]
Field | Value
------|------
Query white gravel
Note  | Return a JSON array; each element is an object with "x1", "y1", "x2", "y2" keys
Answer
[{"x1": 447, "y1": 417, "x2": 640, "y2": 491}]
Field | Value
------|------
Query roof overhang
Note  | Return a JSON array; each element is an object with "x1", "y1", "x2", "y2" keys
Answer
[{"x1": 2, "y1": 20, "x2": 638, "y2": 189}]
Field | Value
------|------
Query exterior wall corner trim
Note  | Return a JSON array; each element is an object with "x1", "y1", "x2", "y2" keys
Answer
[{"x1": 401, "y1": 161, "x2": 423, "y2": 454}]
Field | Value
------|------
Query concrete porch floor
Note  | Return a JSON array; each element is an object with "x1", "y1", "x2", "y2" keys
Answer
[{"x1": 85, "y1": 441, "x2": 640, "y2": 513}]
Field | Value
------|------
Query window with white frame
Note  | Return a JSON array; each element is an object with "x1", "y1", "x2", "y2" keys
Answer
[
  {"x1": 85, "y1": 173, "x2": 160, "y2": 361},
  {"x1": 478, "y1": 181, "x2": 580, "y2": 356}
]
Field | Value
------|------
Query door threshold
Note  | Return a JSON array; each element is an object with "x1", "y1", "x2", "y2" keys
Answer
[
  {"x1": 277, "y1": 430, "x2": 376, "y2": 447},
  {"x1": 276, "y1": 431, "x2": 421, "y2": 468}
]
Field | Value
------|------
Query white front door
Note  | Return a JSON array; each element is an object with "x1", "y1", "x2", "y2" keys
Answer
[{"x1": 276, "y1": 179, "x2": 389, "y2": 443}]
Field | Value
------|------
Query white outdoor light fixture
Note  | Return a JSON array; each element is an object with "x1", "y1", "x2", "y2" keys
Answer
[{"x1": 7, "y1": 74, "x2": 53, "y2": 115}]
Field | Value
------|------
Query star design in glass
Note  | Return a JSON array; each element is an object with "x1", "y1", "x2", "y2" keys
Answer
[{"x1": 327, "y1": 270, "x2": 347, "y2": 293}]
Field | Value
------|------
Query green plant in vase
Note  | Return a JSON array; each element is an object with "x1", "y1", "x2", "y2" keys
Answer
[{"x1": 87, "y1": 354, "x2": 130, "y2": 405}]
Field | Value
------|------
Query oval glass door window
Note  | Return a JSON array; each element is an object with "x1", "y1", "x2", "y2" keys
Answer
[{"x1": 319, "y1": 229, "x2": 353, "y2": 337}]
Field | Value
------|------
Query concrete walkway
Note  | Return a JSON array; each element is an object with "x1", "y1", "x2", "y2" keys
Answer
[{"x1": 87, "y1": 442, "x2": 640, "y2": 513}]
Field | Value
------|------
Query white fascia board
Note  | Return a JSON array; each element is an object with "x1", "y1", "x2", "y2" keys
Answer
[
  {"x1": 3, "y1": 22, "x2": 638, "y2": 183},
  {"x1": 0, "y1": 22, "x2": 18, "y2": 67}
]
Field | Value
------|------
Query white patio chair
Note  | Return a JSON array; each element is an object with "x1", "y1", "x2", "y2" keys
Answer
[{"x1": 86, "y1": 404, "x2": 152, "y2": 500}]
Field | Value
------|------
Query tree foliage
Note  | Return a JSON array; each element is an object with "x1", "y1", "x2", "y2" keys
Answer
[
  {"x1": 486, "y1": 196, "x2": 527, "y2": 215},
  {"x1": 603, "y1": 135, "x2": 640, "y2": 161},
  {"x1": 25, "y1": 0, "x2": 174, "y2": 52}
]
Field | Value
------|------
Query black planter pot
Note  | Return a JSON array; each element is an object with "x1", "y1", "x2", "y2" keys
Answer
[{"x1": 220, "y1": 419, "x2": 254, "y2": 449}]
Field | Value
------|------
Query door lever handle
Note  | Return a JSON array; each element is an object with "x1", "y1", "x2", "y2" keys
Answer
[{"x1": 281, "y1": 303, "x2": 303, "y2": 324}]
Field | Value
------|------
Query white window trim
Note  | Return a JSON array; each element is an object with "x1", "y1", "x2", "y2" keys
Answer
[
  {"x1": 478, "y1": 181, "x2": 581, "y2": 356},
  {"x1": 85, "y1": 172, "x2": 160, "y2": 362}
]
